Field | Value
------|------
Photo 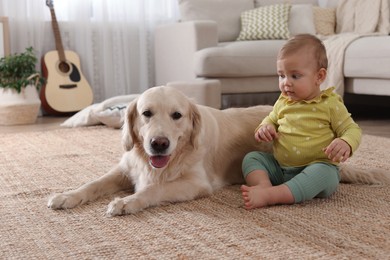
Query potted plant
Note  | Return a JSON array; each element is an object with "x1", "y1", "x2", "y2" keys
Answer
[{"x1": 0, "y1": 47, "x2": 45, "y2": 125}]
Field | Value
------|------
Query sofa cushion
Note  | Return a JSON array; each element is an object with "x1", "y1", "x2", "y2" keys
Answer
[
  {"x1": 236, "y1": 4, "x2": 291, "y2": 40},
  {"x1": 178, "y1": 0, "x2": 254, "y2": 42},
  {"x1": 345, "y1": 78, "x2": 390, "y2": 95},
  {"x1": 344, "y1": 36, "x2": 390, "y2": 79},
  {"x1": 194, "y1": 40, "x2": 286, "y2": 77}
]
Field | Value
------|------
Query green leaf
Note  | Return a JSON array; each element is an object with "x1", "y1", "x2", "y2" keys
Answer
[{"x1": 0, "y1": 47, "x2": 45, "y2": 93}]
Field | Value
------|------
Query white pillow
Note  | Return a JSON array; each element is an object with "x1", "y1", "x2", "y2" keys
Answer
[
  {"x1": 95, "y1": 104, "x2": 127, "y2": 129},
  {"x1": 255, "y1": 0, "x2": 318, "y2": 7},
  {"x1": 323, "y1": 0, "x2": 339, "y2": 8},
  {"x1": 61, "y1": 94, "x2": 139, "y2": 128},
  {"x1": 289, "y1": 5, "x2": 316, "y2": 36},
  {"x1": 179, "y1": 0, "x2": 254, "y2": 42}
]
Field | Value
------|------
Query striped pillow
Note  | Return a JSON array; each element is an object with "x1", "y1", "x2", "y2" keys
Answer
[{"x1": 237, "y1": 4, "x2": 291, "y2": 41}]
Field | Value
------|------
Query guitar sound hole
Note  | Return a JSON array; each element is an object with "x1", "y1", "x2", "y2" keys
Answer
[{"x1": 58, "y1": 61, "x2": 70, "y2": 73}]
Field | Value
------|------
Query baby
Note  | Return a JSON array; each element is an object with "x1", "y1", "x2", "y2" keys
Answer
[{"x1": 241, "y1": 34, "x2": 362, "y2": 209}]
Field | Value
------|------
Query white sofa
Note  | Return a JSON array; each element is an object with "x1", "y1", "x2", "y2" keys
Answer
[{"x1": 155, "y1": 0, "x2": 390, "y2": 108}]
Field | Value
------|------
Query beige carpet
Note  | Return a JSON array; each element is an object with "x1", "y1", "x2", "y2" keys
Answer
[{"x1": 0, "y1": 126, "x2": 389, "y2": 259}]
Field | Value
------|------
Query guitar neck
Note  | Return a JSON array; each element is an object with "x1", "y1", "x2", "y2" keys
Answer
[{"x1": 49, "y1": 7, "x2": 66, "y2": 62}]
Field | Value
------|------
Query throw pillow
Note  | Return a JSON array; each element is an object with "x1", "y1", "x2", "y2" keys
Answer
[
  {"x1": 313, "y1": 7, "x2": 336, "y2": 35},
  {"x1": 236, "y1": 4, "x2": 291, "y2": 41},
  {"x1": 289, "y1": 4, "x2": 316, "y2": 36}
]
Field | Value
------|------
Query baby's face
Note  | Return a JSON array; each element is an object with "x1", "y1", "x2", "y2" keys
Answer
[{"x1": 277, "y1": 49, "x2": 323, "y2": 102}]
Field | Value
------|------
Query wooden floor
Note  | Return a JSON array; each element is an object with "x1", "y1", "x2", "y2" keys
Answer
[
  {"x1": 0, "y1": 116, "x2": 67, "y2": 134},
  {"x1": 347, "y1": 104, "x2": 390, "y2": 138},
  {"x1": 354, "y1": 118, "x2": 390, "y2": 138},
  {"x1": 1, "y1": 112, "x2": 389, "y2": 138}
]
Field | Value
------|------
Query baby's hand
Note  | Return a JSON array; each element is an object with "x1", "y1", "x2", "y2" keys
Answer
[
  {"x1": 255, "y1": 124, "x2": 278, "y2": 142},
  {"x1": 323, "y1": 138, "x2": 351, "y2": 163}
]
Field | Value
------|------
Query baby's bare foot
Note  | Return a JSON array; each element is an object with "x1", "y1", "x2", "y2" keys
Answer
[
  {"x1": 241, "y1": 185, "x2": 270, "y2": 209},
  {"x1": 241, "y1": 184, "x2": 295, "y2": 209}
]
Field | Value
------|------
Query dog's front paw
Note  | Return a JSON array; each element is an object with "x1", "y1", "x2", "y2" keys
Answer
[
  {"x1": 47, "y1": 192, "x2": 83, "y2": 209},
  {"x1": 106, "y1": 196, "x2": 145, "y2": 217}
]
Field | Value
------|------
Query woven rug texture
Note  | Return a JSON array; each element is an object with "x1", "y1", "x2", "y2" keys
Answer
[{"x1": 0, "y1": 126, "x2": 389, "y2": 259}]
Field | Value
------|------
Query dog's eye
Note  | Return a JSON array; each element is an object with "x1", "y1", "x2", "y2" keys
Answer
[
  {"x1": 142, "y1": 110, "x2": 152, "y2": 118},
  {"x1": 171, "y1": 112, "x2": 182, "y2": 120}
]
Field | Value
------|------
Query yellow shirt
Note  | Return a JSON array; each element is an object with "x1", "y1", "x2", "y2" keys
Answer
[{"x1": 257, "y1": 87, "x2": 362, "y2": 167}]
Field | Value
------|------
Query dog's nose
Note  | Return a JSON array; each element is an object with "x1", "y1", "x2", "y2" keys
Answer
[{"x1": 151, "y1": 137, "x2": 170, "y2": 153}]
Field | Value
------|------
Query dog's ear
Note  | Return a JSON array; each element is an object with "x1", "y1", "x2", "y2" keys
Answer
[
  {"x1": 189, "y1": 102, "x2": 201, "y2": 149},
  {"x1": 122, "y1": 98, "x2": 138, "y2": 151}
]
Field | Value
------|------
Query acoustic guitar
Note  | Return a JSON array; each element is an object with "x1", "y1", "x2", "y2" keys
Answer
[{"x1": 41, "y1": 0, "x2": 93, "y2": 114}]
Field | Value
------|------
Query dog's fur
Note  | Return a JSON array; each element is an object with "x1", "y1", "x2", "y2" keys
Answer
[{"x1": 48, "y1": 86, "x2": 390, "y2": 216}]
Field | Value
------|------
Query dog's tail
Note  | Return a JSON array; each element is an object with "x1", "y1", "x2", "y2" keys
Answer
[{"x1": 339, "y1": 164, "x2": 390, "y2": 184}]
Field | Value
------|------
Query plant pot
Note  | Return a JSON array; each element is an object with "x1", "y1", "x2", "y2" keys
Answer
[{"x1": 0, "y1": 85, "x2": 41, "y2": 125}]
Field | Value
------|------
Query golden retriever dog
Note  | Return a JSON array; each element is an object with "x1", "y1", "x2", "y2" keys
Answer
[{"x1": 48, "y1": 86, "x2": 389, "y2": 216}]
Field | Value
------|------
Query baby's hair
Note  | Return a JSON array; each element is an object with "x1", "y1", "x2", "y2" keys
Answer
[{"x1": 277, "y1": 34, "x2": 328, "y2": 70}]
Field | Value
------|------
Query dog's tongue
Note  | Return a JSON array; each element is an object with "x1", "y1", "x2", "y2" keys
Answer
[{"x1": 150, "y1": 155, "x2": 170, "y2": 168}]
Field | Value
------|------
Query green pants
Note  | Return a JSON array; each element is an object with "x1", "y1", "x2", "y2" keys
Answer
[{"x1": 242, "y1": 152, "x2": 340, "y2": 203}]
